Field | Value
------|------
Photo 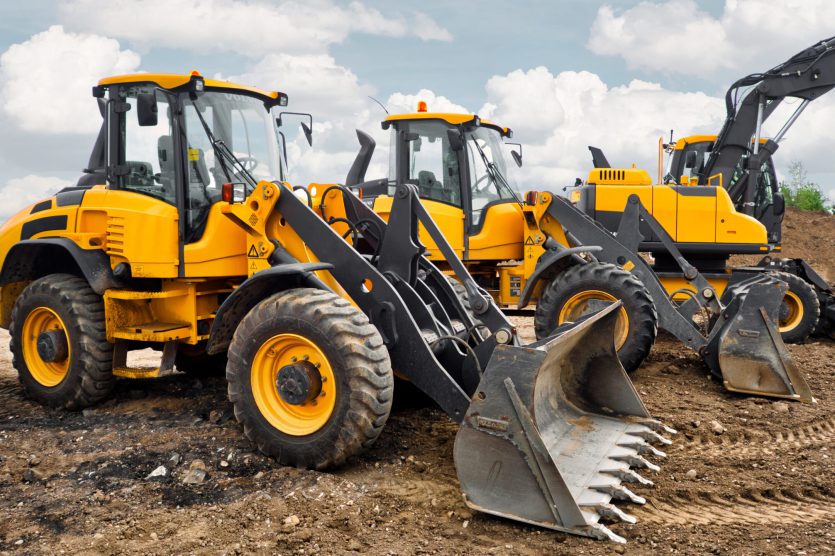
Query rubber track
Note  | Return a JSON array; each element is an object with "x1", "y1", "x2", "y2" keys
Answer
[
  {"x1": 636, "y1": 488, "x2": 835, "y2": 525},
  {"x1": 676, "y1": 417, "x2": 835, "y2": 457}
]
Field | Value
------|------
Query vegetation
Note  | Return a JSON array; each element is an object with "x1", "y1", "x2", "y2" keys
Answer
[{"x1": 779, "y1": 161, "x2": 832, "y2": 213}]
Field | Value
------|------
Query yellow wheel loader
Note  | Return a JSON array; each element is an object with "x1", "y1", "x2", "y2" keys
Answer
[
  {"x1": 583, "y1": 36, "x2": 835, "y2": 343},
  {"x1": 0, "y1": 72, "x2": 673, "y2": 543},
  {"x1": 347, "y1": 106, "x2": 811, "y2": 401}
]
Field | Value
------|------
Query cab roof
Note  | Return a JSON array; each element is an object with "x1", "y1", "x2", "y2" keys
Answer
[
  {"x1": 674, "y1": 134, "x2": 769, "y2": 150},
  {"x1": 385, "y1": 112, "x2": 512, "y2": 137},
  {"x1": 97, "y1": 72, "x2": 284, "y2": 106}
]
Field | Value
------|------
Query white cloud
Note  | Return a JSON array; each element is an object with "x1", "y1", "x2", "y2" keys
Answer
[
  {"x1": 478, "y1": 68, "x2": 725, "y2": 188},
  {"x1": 0, "y1": 175, "x2": 72, "y2": 219},
  {"x1": 0, "y1": 25, "x2": 140, "y2": 134},
  {"x1": 588, "y1": 0, "x2": 835, "y2": 77},
  {"x1": 61, "y1": 0, "x2": 452, "y2": 57}
]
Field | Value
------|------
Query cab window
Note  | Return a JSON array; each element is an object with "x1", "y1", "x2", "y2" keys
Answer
[
  {"x1": 182, "y1": 92, "x2": 282, "y2": 242},
  {"x1": 120, "y1": 86, "x2": 176, "y2": 205},
  {"x1": 465, "y1": 127, "x2": 519, "y2": 226},
  {"x1": 395, "y1": 122, "x2": 462, "y2": 207}
]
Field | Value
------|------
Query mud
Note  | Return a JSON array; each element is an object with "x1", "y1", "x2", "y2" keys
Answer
[{"x1": 0, "y1": 208, "x2": 833, "y2": 555}]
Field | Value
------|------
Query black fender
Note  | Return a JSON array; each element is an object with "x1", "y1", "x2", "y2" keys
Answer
[
  {"x1": 0, "y1": 238, "x2": 119, "y2": 294},
  {"x1": 516, "y1": 246, "x2": 602, "y2": 309},
  {"x1": 206, "y1": 262, "x2": 334, "y2": 355}
]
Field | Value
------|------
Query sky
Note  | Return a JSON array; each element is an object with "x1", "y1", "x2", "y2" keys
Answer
[{"x1": 0, "y1": 0, "x2": 833, "y2": 219}]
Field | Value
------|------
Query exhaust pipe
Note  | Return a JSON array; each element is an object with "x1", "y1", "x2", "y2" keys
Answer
[{"x1": 453, "y1": 303, "x2": 674, "y2": 543}]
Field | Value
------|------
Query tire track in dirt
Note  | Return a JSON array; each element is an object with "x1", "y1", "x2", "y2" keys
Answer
[
  {"x1": 635, "y1": 488, "x2": 835, "y2": 526},
  {"x1": 675, "y1": 416, "x2": 835, "y2": 457}
]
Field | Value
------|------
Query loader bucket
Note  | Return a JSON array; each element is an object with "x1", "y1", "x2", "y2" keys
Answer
[
  {"x1": 453, "y1": 302, "x2": 674, "y2": 543},
  {"x1": 705, "y1": 275, "x2": 814, "y2": 402}
]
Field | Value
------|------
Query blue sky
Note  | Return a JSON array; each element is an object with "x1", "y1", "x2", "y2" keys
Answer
[{"x1": 0, "y1": 0, "x2": 832, "y2": 216}]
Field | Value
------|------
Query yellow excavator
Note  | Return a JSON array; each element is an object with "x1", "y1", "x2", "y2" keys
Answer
[
  {"x1": 582, "y1": 36, "x2": 835, "y2": 343},
  {"x1": 346, "y1": 105, "x2": 812, "y2": 402},
  {"x1": 0, "y1": 72, "x2": 673, "y2": 543}
]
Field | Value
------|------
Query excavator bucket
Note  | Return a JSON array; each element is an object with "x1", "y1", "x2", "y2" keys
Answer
[
  {"x1": 705, "y1": 275, "x2": 814, "y2": 402},
  {"x1": 453, "y1": 303, "x2": 674, "y2": 543}
]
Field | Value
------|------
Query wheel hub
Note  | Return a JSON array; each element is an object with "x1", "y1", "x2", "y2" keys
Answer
[
  {"x1": 36, "y1": 330, "x2": 69, "y2": 363},
  {"x1": 276, "y1": 361, "x2": 322, "y2": 405}
]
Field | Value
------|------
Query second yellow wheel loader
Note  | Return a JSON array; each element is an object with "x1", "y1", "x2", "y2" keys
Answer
[
  {"x1": 0, "y1": 72, "x2": 672, "y2": 542},
  {"x1": 347, "y1": 106, "x2": 811, "y2": 401}
]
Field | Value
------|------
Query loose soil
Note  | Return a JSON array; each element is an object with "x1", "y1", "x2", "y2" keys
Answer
[{"x1": 0, "y1": 209, "x2": 833, "y2": 555}]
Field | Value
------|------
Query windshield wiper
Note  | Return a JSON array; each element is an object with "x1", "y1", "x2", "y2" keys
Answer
[
  {"x1": 470, "y1": 138, "x2": 524, "y2": 207},
  {"x1": 190, "y1": 99, "x2": 258, "y2": 190}
]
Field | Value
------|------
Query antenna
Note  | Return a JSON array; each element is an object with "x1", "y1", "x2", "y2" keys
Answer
[
  {"x1": 669, "y1": 129, "x2": 674, "y2": 143},
  {"x1": 368, "y1": 96, "x2": 389, "y2": 115}
]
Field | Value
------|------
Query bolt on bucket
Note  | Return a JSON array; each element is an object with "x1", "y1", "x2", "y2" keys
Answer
[
  {"x1": 705, "y1": 275, "x2": 814, "y2": 402},
  {"x1": 453, "y1": 302, "x2": 674, "y2": 543}
]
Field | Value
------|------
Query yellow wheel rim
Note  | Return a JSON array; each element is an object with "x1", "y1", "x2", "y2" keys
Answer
[
  {"x1": 779, "y1": 291, "x2": 803, "y2": 332},
  {"x1": 21, "y1": 307, "x2": 71, "y2": 388},
  {"x1": 250, "y1": 333, "x2": 336, "y2": 436},
  {"x1": 558, "y1": 290, "x2": 630, "y2": 349}
]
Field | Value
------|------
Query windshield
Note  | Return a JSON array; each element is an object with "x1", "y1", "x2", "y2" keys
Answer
[
  {"x1": 182, "y1": 91, "x2": 282, "y2": 240},
  {"x1": 465, "y1": 126, "x2": 521, "y2": 225}
]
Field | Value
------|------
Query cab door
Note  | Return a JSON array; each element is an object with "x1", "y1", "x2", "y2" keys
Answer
[{"x1": 392, "y1": 120, "x2": 466, "y2": 259}]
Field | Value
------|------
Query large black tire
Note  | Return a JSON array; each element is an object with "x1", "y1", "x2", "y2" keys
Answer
[
  {"x1": 226, "y1": 288, "x2": 393, "y2": 469},
  {"x1": 9, "y1": 274, "x2": 113, "y2": 409},
  {"x1": 534, "y1": 263, "x2": 657, "y2": 373},
  {"x1": 175, "y1": 341, "x2": 227, "y2": 376},
  {"x1": 768, "y1": 271, "x2": 820, "y2": 344}
]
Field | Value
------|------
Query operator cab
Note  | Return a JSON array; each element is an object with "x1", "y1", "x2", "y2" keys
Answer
[
  {"x1": 347, "y1": 105, "x2": 523, "y2": 236},
  {"x1": 83, "y1": 72, "x2": 289, "y2": 243},
  {"x1": 667, "y1": 136, "x2": 783, "y2": 243}
]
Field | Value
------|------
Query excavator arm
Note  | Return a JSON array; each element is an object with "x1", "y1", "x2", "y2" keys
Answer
[{"x1": 702, "y1": 36, "x2": 835, "y2": 213}]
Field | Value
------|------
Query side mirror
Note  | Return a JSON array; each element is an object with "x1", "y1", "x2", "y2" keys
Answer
[
  {"x1": 511, "y1": 150, "x2": 522, "y2": 168},
  {"x1": 773, "y1": 191, "x2": 785, "y2": 216},
  {"x1": 137, "y1": 92, "x2": 158, "y2": 127},
  {"x1": 301, "y1": 122, "x2": 313, "y2": 146},
  {"x1": 574, "y1": 177, "x2": 583, "y2": 187},
  {"x1": 276, "y1": 112, "x2": 314, "y2": 147},
  {"x1": 684, "y1": 150, "x2": 698, "y2": 169},
  {"x1": 446, "y1": 128, "x2": 464, "y2": 151}
]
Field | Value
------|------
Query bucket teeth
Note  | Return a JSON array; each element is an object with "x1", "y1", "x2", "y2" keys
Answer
[
  {"x1": 603, "y1": 468, "x2": 654, "y2": 486},
  {"x1": 629, "y1": 429, "x2": 673, "y2": 446},
  {"x1": 644, "y1": 419, "x2": 678, "y2": 435},
  {"x1": 584, "y1": 503, "x2": 637, "y2": 524},
  {"x1": 614, "y1": 454, "x2": 661, "y2": 472},
  {"x1": 589, "y1": 523, "x2": 627, "y2": 544},
  {"x1": 620, "y1": 441, "x2": 667, "y2": 458},
  {"x1": 592, "y1": 484, "x2": 646, "y2": 505}
]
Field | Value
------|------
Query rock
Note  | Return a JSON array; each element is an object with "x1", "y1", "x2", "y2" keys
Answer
[
  {"x1": 347, "y1": 539, "x2": 362, "y2": 551},
  {"x1": 150, "y1": 532, "x2": 159, "y2": 541},
  {"x1": 709, "y1": 420, "x2": 725, "y2": 435},
  {"x1": 254, "y1": 471, "x2": 265, "y2": 480},
  {"x1": 27, "y1": 455, "x2": 41, "y2": 467},
  {"x1": 284, "y1": 515, "x2": 300, "y2": 527},
  {"x1": 413, "y1": 461, "x2": 428, "y2": 473},
  {"x1": 220, "y1": 460, "x2": 229, "y2": 468},
  {"x1": 614, "y1": 545, "x2": 626, "y2": 554},
  {"x1": 182, "y1": 460, "x2": 208, "y2": 485},
  {"x1": 168, "y1": 453, "x2": 181, "y2": 467},
  {"x1": 22, "y1": 468, "x2": 45, "y2": 483},
  {"x1": 773, "y1": 402, "x2": 790, "y2": 413},
  {"x1": 146, "y1": 465, "x2": 168, "y2": 479},
  {"x1": 208, "y1": 410, "x2": 223, "y2": 424},
  {"x1": 685, "y1": 469, "x2": 698, "y2": 480},
  {"x1": 691, "y1": 420, "x2": 701, "y2": 428}
]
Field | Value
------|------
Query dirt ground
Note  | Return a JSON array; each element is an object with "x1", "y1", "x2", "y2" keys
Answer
[{"x1": 0, "y1": 209, "x2": 833, "y2": 556}]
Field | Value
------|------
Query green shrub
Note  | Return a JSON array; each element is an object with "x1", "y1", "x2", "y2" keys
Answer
[{"x1": 792, "y1": 184, "x2": 827, "y2": 212}]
